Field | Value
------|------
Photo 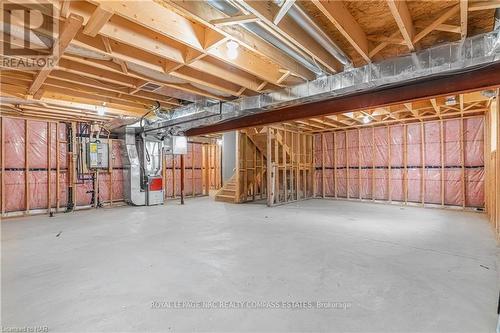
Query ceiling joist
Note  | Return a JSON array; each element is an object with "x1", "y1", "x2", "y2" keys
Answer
[{"x1": 28, "y1": 13, "x2": 84, "y2": 96}]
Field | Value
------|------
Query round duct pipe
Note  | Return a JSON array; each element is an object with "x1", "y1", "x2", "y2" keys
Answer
[
  {"x1": 206, "y1": 0, "x2": 331, "y2": 76},
  {"x1": 286, "y1": 5, "x2": 351, "y2": 67}
]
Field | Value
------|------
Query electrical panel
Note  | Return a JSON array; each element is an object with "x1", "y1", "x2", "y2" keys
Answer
[{"x1": 87, "y1": 141, "x2": 109, "y2": 169}]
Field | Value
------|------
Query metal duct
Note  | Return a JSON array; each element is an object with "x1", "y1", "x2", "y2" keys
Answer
[
  {"x1": 144, "y1": 29, "x2": 500, "y2": 135},
  {"x1": 206, "y1": 0, "x2": 327, "y2": 76},
  {"x1": 286, "y1": 5, "x2": 351, "y2": 67}
]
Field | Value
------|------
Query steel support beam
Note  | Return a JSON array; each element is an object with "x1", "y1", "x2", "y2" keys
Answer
[{"x1": 186, "y1": 62, "x2": 500, "y2": 136}]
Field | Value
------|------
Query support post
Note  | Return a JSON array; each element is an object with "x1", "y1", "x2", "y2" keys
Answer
[
  {"x1": 421, "y1": 122, "x2": 425, "y2": 206},
  {"x1": 235, "y1": 132, "x2": 240, "y2": 203},
  {"x1": 283, "y1": 131, "x2": 287, "y2": 202},
  {"x1": 244, "y1": 134, "x2": 248, "y2": 202},
  {"x1": 109, "y1": 138, "x2": 113, "y2": 205},
  {"x1": 47, "y1": 122, "x2": 52, "y2": 216},
  {"x1": 440, "y1": 120, "x2": 445, "y2": 207},
  {"x1": 192, "y1": 144, "x2": 195, "y2": 198},
  {"x1": 172, "y1": 155, "x2": 176, "y2": 199},
  {"x1": 334, "y1": 132, "x2": 337, "y2": 199},
  {"x1": 346, "y1": 131, "x2": 350, "y2": 199},
  {"x1": 275, "y1": 130, "x2": 279, "y2": 202},
  {"x1": 25, "y1": 119, "x2": 29, "y2": 213},
  {"x1": 460, "y1": 117, "x2": 466, "y2": 208},
  {"x1": 358, "y1": 129, "x2": 361, "y2": 200},
  {"x1": 388, "y1": 126, "x2": 392, "y2": 203},
  {"x1": 403, "y1": 124, "x2": 408, "y2": 205},
  {"x1": 371, "y1": 127, "x2": 375, "y2": 202},
  {"x1": 180, "y1": 154, "x2": 185, "y2": 205},
  {"x1": 266, "y1": 127, "x2": 273, "y2": 206}
]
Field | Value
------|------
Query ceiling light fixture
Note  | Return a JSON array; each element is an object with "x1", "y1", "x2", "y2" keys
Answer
[
  {"x1": 445, "y1": 96, "x2": 457, "y2": 106},
  {"x1": 227, "y1": 40, "x2": 239, "y2": 60},
  {"x1": 97, "y1": 105, "x2": 106, "y2": 116}
]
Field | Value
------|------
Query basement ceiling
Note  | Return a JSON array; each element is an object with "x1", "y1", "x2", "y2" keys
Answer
[{"x1": 0, "y1": 0, "x2": 498, "y2": 123}]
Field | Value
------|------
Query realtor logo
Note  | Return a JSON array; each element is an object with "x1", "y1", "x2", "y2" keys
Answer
[{"x1": 1, "y1": 1, "x2": 58, "y2": 68}]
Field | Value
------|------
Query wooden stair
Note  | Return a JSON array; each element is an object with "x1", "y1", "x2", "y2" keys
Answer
[
  {"x1": 215, "y1": 129, "x2": 270, "y2": 204},
  {"x1": 244, "y1": 128, "x2": 291, "y2": 159},
  {"x1": 215, "y1": 175, "x2": 237, "y2": 203}
]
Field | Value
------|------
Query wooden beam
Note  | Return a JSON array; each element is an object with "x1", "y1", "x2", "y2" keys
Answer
[
  {"x1": 307, "y1": 110, "x2": 487, "y2": 133},
  {"x1": 87, "y1": 0, "x2": 287, "y2": 85},
  {"x1": 387, "y1": 0, "x2": 415, "y2": 51},
  {"x1": 186, "y1": 62, "x2": 500, "y2": 136},
  {"x1": 273, "y1": 0, "x2": 296, "y2": 25},
  {"x1": 82, "y1": 4, "x2": 114, "y2": 37},
  {"x1": 172, "y1": 66, "x2": 245, "y2": 96},
  {"x1": 28, "y1": 13, "x2": 84, "y2": 95},
  {"x1": 468, "y1": 0, "x2": 500, "y2": 11},
  {"x1": 165, "y1": 0, "x2": 315, "y2": 80},
  {"x1": 371, "y1": 4, "x2": 458, "y2": 56},
  {"x1": 369, "y1": 31, "x2": 400, "y2": 58},
  {"x1": 413, "y1": 5, "x2": 460, "y2": 44},
  {"x1": 237, "y1": 0, "x2": 343, "y2": 73},
  {"x1": 60, "y1": 0, "x2": 71, "y2": 18},
  {"x1": 460, "y1": 0, "x2": 468, "y2": 39},
  {"x1": 435, "y1": 24, "x2": 461, "y2": 34},
  {"x1": 91, "y1": 0, "x2": 205, "y2": 50},
  {"x1": 430, "y1": 98, "x2": 441, "y2": 117},
  {"x1": 312, "y1": 0, "x2": 370, "y2": 62},
  {"x1": 210, "y1": 14, "x2": 259, "y2": 26},
  {"x1": 207, "y1": 42, "x2": 284, "y2": 85}
]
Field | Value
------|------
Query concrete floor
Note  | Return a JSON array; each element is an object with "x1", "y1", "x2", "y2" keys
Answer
[{"x1": 1, "y1": 198, "x2": 498, "y2": 332}]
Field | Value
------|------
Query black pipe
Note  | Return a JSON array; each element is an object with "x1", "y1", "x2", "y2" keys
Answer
[{"x1": 65, "y1": 123, "x2": 74, "y2": 212}]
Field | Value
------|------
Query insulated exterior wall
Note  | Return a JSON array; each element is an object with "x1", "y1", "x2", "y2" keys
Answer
[
  {"x1": 164, "y1": 142, "x2": 221, "y2": 199},
  {"x1": 314, "y1": 116, "x2": 485, "y2": 209},
  {"x1": 1, "y1": 118, "x2": 69, "y2": 214},
  {"x1": 0, "y1": 117, "x2": 124, "y2": 216}
]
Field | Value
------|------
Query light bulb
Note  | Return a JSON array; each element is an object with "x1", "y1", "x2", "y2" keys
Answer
[{"x1": 97, "y1": 105, "x2": 106, "y2": 116}]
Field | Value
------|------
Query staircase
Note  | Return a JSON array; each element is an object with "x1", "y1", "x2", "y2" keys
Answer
[
  {"x1": 215, "y1": 175, "x2": 237, "y2": 203},
  {"x1": 245, "y1": 130, "x2": 267, "y2": 157},
  {"x1": 215, "y1": 128, "x2": 270, "y2": 204}
]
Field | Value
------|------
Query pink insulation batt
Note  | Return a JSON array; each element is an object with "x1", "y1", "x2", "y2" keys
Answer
[{"x1": 312, "y1": 117, "x2": 484, "y2": 208}]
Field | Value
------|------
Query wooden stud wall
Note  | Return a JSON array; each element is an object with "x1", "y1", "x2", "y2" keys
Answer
[
  {"x1": 228, "y1": 126, "x2": 313, "y2": 206},
  {"x1": 163, "y1": 142, "x2": 221, "y2": 200},
  {"x1": 0, "y1": 116, "x2": 74, "y2": 218},
  {"x1": 235, "y1": 130, "x2": 267, "y2": 203},
  {"x1": 314, "y1": 115, "x2": 486, "y2": 210},
  {"x1": 1, "y1": 117, "x2": 135, "y2": 218},
  {"x1": 485, "y1": 92, "x2": 500, "y2": 239},
  {"x1": 266, "y1": 127, "x2": 314, "y2": 206}
]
